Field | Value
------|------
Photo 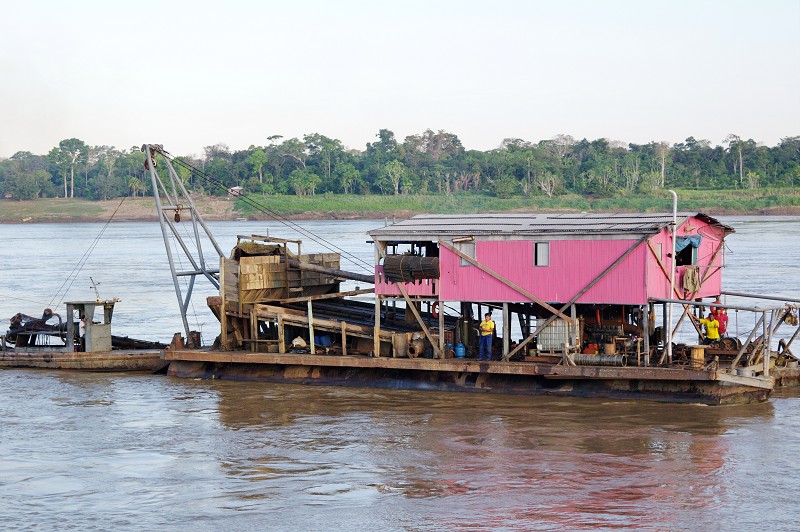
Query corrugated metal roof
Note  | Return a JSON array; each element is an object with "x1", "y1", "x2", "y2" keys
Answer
[{"x1": 369, "y1": 212, "x2": 733, "y2": 240}]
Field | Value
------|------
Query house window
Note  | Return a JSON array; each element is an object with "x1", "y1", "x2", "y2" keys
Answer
[
  {"x1": 676, "y1": 245, "x2": 697, "y2": 266},
  {"x1": 456, "y1": 241, "x2": 475, "y2": 266},
  {"x1": 654, "y1": 243, "x2": 662, "y2": 260},
  {"x1": 675, "y1": 236, "x2": 701, "y2": 266},
  {"x1": 534, "y1": 242, "x2": 550, "y2": 266}
]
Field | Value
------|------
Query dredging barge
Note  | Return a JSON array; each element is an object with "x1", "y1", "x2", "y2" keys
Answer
[{"x1": 143, "y1": 145, "x2": 798, "y2": 404}]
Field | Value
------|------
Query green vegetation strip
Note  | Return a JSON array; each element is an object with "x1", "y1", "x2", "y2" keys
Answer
[
  {"x1": 2, "y1": 187, "x2": 799, "y2": 224},
  {"x1": 236, "y1": 188, "x2": 800, "y2": 218}
]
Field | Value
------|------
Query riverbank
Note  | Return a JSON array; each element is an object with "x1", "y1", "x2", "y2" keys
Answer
[
  {"x1": 2, "y1": 188, "x2": 799, "y2": 223},
  {"x1": 0, "y1": 197, "x2": 237, "y2": 223}
]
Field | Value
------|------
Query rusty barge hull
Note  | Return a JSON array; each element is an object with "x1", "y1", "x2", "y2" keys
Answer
[
  {"x1": 165, "y1": 351, "x2": 772, "y2": 405},
  {"x1": 773, "y1": 365, "x2": 800, "y2": 387},
  {"x1": 0, "y1": 349, "x2": 167, "y2": 372}
]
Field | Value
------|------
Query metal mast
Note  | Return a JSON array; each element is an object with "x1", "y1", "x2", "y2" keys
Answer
[{"x1": 142, "y1": 144, "x2": 225, "y2": 346}]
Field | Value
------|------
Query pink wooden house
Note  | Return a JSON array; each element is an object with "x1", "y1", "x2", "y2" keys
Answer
[{"x1": 369, "y1": 213, "x2": 733, "y2": 306}]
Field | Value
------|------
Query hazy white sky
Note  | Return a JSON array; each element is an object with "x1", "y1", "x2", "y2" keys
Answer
[{"x1": 1, "y1": 0, "x2": 798, "y2": 158}]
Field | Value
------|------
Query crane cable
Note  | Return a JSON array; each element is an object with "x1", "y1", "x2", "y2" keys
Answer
[
  {"x1": 159, "y1": 150, "x2": 375, "y2": 274},
  {"x1": 171, "y1": 153, "x2": 374, "y2": 272},
  {"x1": 49, "y1": 197, "x2": 127, "y2": 309}
]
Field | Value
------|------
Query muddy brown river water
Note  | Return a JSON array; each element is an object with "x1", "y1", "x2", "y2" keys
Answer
[
  {"x1": 1, "y1": 371, "x2": 799, "y2": 530},
  {"x1": 1, "y1": 217, "x2": 799, "y2": 530}
]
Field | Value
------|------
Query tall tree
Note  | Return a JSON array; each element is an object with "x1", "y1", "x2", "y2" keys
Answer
[
  {"x1": 279, "y1": 138, "x2": 308, "y2": 172},
  {"x1": 364, "y1": 129, "x2": 401, "y2": 190},
  {"x1": 304, "y1": 133, "x2": 344, "y2": 188},
  {"x1": 654, "y1": 141, "x2": 671, "y2": 188},
  {"x1": 382, "y1": 160, "x2": 408, "y2": 195},
  {"x1": 334, "y1": 162, "x2": 361, "y2": 194},
  {"x1": 49, "y1": 139, "x2": 88, "y2": 198},
  {"x1": 247, "y1": 147, "x2": 268, "y2": 183},
  {"x1": 128, "y1": 176, "x2": 144, "y2": 197},
  {"x1": 542, "y1": 134, "x2": 575, "y2": 158},
  {"x1": 724, "y1": 134, "x2": 744, "y2": 187}
]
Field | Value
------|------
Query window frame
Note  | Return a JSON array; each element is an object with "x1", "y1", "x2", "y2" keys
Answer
[
  {"x1": 534, "y1": 241, "x2": 550, "y2": 267},
  {"x1": 456, "y1": 241, "x2": 476, "y2": 267}
]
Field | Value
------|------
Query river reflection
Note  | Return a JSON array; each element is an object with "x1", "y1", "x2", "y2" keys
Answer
[
  {"x1": 1, "y1": 371, "x2": 797, "y2": 530},
  {"x1": 209, "y1": 379, "x2": 781, "y2": 530}
]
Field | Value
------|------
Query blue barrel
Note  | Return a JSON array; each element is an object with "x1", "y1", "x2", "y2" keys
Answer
[{"x1": 454, "y1": 343, "x2": 466, "y2": 358}]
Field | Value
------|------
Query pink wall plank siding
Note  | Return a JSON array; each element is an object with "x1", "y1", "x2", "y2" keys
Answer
[
  {"x1": 373, "y1": 215, "x2": 726, "y2": 304},
  {"x1": 438, "y1": 239, "x2": 648, "y2": 305},
  {"x1": 645, "y1": 219, "x2": 724, "y2": 299}
]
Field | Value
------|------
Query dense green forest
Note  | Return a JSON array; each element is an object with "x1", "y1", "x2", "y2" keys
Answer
[{"x1": 1, "y1": 131, "x2": 798, "y2": 201}]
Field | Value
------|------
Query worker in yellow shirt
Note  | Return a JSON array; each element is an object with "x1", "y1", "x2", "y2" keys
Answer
[
  {"x1": 697, "y1": 312, "x2": 720, "y2": 345},
  {"x1": 478, "y1": 313, "x2": 495, "y2": 361}
]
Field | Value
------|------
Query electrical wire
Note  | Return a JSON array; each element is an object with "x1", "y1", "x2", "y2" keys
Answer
[
  {"x1": 161, "y1": 150, "x2": 375, "y2": 274},
  {"x1": 48, "y1": 198, "x2": 127, "y2": 309},
  {"x1": 0, "y1": 293, "x2": 53, "y2": 307}
]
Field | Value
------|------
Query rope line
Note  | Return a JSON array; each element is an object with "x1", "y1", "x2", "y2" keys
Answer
[
  {"x1": 160, "y1": 151, "x2": 374, "y2": 274},
  {"x1": 0, "y1": 293, "x2": 51, "y2": 306},
  {"x1": 48, "y1": 198, "x2": 127, "y2": 309}
]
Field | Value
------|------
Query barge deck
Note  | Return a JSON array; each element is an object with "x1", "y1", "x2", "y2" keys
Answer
[
  {"x1": 165, "y1": 349, "x2": 772, "y2": 405},
  {"x1": 0, "y1": 349, "x2": 167, "y2": 372}
]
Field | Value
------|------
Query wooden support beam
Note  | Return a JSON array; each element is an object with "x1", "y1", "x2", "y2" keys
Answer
[
  {"x1": 396, "y1": 283, "x2": 443, "y2": 359},
  {"x1": 505, "y1": 314, "x2": 559, "y2": 361},
  {"x1": 746, "y1": 307, "x2": 789, "y2": 374},
  {"x1": 749, "y1": 308, "x2": 794, "y2": 368},
  {"x1": 220, "y1": 258, "x2": 228, "y2": 350},
  {"x1": 256, "y1": 304, "x2": 389, "y2": 340},
  {"x1": 438, "y1": 298, "x2": 446, "y2": 359},
  {"x1": 277, "y1": 314, "x2": 285, "y2": 353},
  {"x1": 504, "y1": 236, "x2": 648, "y2": 361},
  {"x1": 374, "y1": 241, "x2": 384, "y2": 357},
  {"x1": 241, "y1": 235, "x2": 302, "y2": 245},
  {"x1": 730, "y1": 313, "x2": 765, "y2": 368},
  {"x1": 287, "y1": 258, "x2": 374, "y2": 284},
  {"x1": 643, "y1": 303, "x2": 650, "y2": 366},
  {"x1": 374, "y1": 296, "x2": 381, "y2": 357},
  {"x1": 646, "y1": 240, "x2": 703, "y2": 339},
  {"x1": 783, "y1": 320, "x2": 800, "y2": 354},
  {"x1": 283, "y1": 243, "x2": 291, "y2": 299},
  {"x1": 669, "y1": 241, "x2": 724, "y2": 336},
  {"x1": 278, "y1": 288, "x2": 374, "y2": 304},
  {"x1": 308, "y1": 300, "x2": 315, "y2": 355},
  {"x1": 250, "y1": 307, "x2": 257, "y2": 353},
  {"x1": 438, "y1": 240, "x2": 573, "y2": 323},
  {"x1": 752, "y1": 310, "x2": 770, "y2": 367},
  {"x1": 765, "y1": 309, "x2": 775, "y2": 376},
  {"x1": 502, "y1": 303, "x2": 509, "y2": 359},
  {"x1": 341, "y1": 321, "x2": 347, "y2": 357},
  {"x1": 564, "y1": 236, "x2": 649, "y2": 310}
]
